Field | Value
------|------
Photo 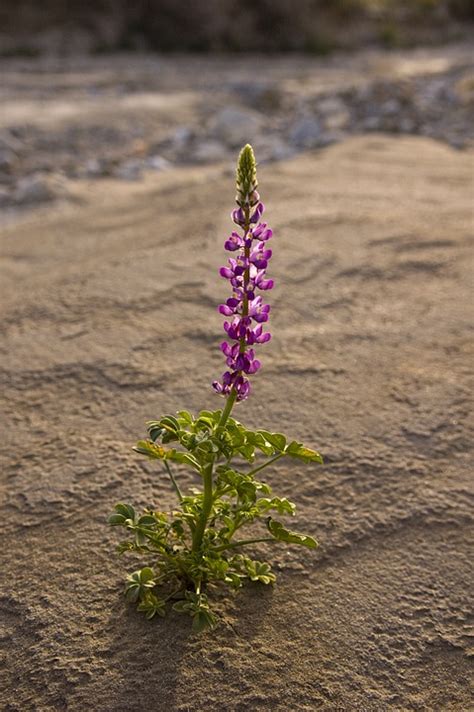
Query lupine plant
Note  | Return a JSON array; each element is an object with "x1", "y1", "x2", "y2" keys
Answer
[{"x1": 109, "y1": 145, "x2": 322, "y2": 632}]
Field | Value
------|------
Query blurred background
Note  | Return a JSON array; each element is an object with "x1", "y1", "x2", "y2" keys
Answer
[
  {"x1": 0, "y1": 0, "x2": 473, "y2": 211},
  {"x1": 1, "y1": 0, "x2": 474, "y2": 54}
]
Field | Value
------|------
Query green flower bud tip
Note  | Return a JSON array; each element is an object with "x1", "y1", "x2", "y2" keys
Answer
[{"x1": 236, "y1": 144, "x2": 258, "y2": 207}]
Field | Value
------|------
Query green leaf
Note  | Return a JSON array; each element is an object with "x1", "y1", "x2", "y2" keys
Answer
[
  {"x1": 192, "y1": 609, "x2": 218, "y2": 633},
  {"x1": 108, "y1": 513, "x2": 127, "y2": 526},
  {"x1": 245, "y1": 431, "x2": 274, "y2": 456},
  {"x1": 166, "y1": 450, "x2": 201, "y2": 471},
  {"x1": 160, "y1": 415, "x2": 180, "y2": 433},
  {"x1": 134, "y1": 440, "x2": 167, "y2": 459},
  {"x1": 146, "y1": 421, "x2": 164, "y2": 441},
  {"x1": 134, "y1": 440, "x2": 200, "y2": 471},
  {"x1": 224, "y1": 572, "x2": 243, "y2": 589},
  {"x1": 257, "y1": 497, "x2": 296, "y2": 515},
  {"x1": 137, "y1": 593, "x2": 166, "y2": 619},
  {"x1": 125, "y1": 567, "x2": 157, "y2": 601},
  {"x1": 177, "y1": 410, "x2": 193, "y2": 425},
  {"x1": 140, "y1": 567, "x2": 155, "y2": 583},
  {"x1": 114, "y1": 503, "x2": 136, "y2": 520},
  {"x1": 238, "y1": 443, "x2": 256, "y2": 462},
  {"x1": 258, "y1": 430, "x2": 287, "y2": 452},
  {"x1": 243, "y1": 559, "x2": 276, "y2": 584},
  {"x1": 195, "y1": 415, "x2": 215, "y2": 430},
  {"x1": 285, "y1": 441, "x2": 323, "y2": 464},
  {"x1": 172, "y1": 600, "x2": 192, "y2": 614},
  {"x1": 266, "y1": 518, "x2": 318, "y2": 549}
]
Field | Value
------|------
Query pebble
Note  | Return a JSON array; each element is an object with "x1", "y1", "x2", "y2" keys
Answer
[
  {"x1": 0, "y1": 149, "x2": 16, "y2": 176},
  {"x1": 210, "y1": 107, "x2": 264, "y2": 148},
  {"x1": 172, "y1": 126, "x2": 194, "y2": 149},
  {"x1": 0, "y1": 187, "x2": 11, "y2": 207},
  {"x1": 191, "y1": 140, "x2": 228, "y2": 164},
  {"x1": 13, "y1": 174, "x2": 67, "y2": 205},
  {"x1": 114, "y1": 159, "x2": 143, "y2": 181},
  {"x1": 289, "y1": 117, "x2": 322, "y2": 149},
  {"x1": 83, "y1": 158, "x2": 108, "y2": 178},
  {"x1": 145, "y1": 155, "x2": 171, "y2": 172},
  {"x1": 229, "y1": 80, "x2": 283, "y2": 111},
  {"x1": 252, "y1": 135, "x2": 295, "y2": 162}
]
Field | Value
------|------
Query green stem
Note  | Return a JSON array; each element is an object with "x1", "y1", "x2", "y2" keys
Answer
[
  {"x1": 192, "y1": 390, "x2": 237, "y2": 553},
  {"x1": 218, "y1": 388, "x2": 237, "y2": 429},
  {"x1": 163, "y1": 460, "x2": 183, "y2": 502},
  {"x1": 192, "y1": 462, "x2": 214, "y2": 552},
  {"x1": 246, "y1": 453, "x2": 284, "y2": 478},
  {"x1": 213, "y1": 537, "x2": 276, "y2": 552},
  {"x1": 163, "y1": 461, "x2": 196, "y2": 535}
]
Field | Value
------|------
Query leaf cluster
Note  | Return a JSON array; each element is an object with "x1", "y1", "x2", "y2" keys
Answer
[{"x1": 109, "y1": 409, "x2": 322, "y2": 632}]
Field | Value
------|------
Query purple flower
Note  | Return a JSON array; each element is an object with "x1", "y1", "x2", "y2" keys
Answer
[
  {"x1": 213, "y1": 185, "x2": 273, "y2": 401},
  {"x1": 224, "y1": 232, "x2": 244, "y2": 251},
  {"x1": 249, "y1": 243, "x2": 272, "y2": 269}
]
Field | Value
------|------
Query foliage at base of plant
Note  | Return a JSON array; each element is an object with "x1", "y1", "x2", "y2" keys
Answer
[{"x1": 109, "y1": 408, "x2": 321, "y2": 632}]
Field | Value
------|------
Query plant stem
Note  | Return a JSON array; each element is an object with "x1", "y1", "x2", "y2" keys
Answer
[
  {"x1": 163, "y1": 461, "x2": 183, "y2": 502},
  {"x1": 218, "y1": 388, "x2": 237, "y2": 429},
  {"x1": 213, "y1": 537, "x2": 276, "y2": 552},
  {"x1": 246, "y1": 453, "x2": 284, "y2": 478},
  {"x1": 193, "y1": 389, "x2": 238, "y2": 553},
  {"x1": 192, "y1": 461, "x2": 214, "y2": 552}
]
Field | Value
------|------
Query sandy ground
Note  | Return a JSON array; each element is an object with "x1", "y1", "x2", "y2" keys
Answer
[{"x1": 0, "y1": 134, "x2": 473, "y2": 710}]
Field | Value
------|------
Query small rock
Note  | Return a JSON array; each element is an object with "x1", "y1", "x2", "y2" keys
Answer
[
  {"x1": 252, "y1": 135, "x2": 294, "y2": 162},
  {"x1": 317, "y1": 96, "x2": 351, "y2": 131},
  {"x1": 363, "y1": 116, "x2": 382, "y2": 131},
  {"x1": 289, "y1": 117, "x2": 322, "y2": 149},
  {"x1": 172, "y1": 126, "x2": 193, "y2": 149},
  {"x1": 324, "y1": 110, "x2": 350, "y2": 131},
  {"x1": 114, "y1": 159, "x2": 143, "y2": 181},
  {"x1": 453, "y1": 73, "x2": 474, "y2": 106},
  {"x1": 191, "y1": 140, "x2": 228, "y2": 164},
  {"x1": 399, "y1": 117, "x2": 417, "y2": 133},
  {"x1": 229, "y1": 80, "x2": 283, "y2": 111},
  {"x1": 317, "y1": 96, "x2": 346, "y2": 115},
  {"x1": 0, "y1": 186, "x2": 12, "y2": 208},
  {"x1": 13, "y1": 174, "x2": 67, "y2": 205},
  {"x1": 0, "y1": 149, "x2": 16, "y2": 176},
  {"x1": 210, "y1": 107, "x2": 264, "y2": 148},
  {"x1": 83, "y1": 158, "x2": 108, "y2": 178},
  {"x1": 145, "y1": 155, "x2": 171, "y2": 172},
  {"x1": 318, "y1": 131, "x2": 346, "y2": 147},
  {"x1": 381, "y1": 98, "x2": 401, "y2": 116}
]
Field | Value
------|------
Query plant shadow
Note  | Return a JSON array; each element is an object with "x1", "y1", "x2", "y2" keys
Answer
[{"x1": 103, "y1": 601, "x2": 193, "y2": 711}]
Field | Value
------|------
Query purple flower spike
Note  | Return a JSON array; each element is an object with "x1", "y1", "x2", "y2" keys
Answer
[{"x1": 213, "y1": 145, "x2": 273, "y2": 402}]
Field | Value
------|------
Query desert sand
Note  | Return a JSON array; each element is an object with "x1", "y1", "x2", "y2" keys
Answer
[{"x1": 0, "y1": 66, "x2": 473, "y2": 710}]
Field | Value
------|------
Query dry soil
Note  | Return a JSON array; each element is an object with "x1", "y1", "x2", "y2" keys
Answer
[{"x1": 0, "y1": 135, "x2": 473, "y2": 710}]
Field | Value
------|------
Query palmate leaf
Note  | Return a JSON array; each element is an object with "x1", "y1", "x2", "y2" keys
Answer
[
  {"x1": 137, "y1": 593, "x2": 166, "y2": 619},
  {"x1": 192, "y1": 609, "x2": 218, "y2": 633},
  {"x1": 125, "y1": 567, "x2": 156, "y2": 602},
  {"x1": 257, "y1": 496, "x2": 296, "y2": 515},
  {"x1": 252, "y1": 430, "x2": 323, "y2": 463},
  {"x1": 266, "y1": 518, "x2": 318, "y2": 549},
  {"x1": 134, "y1": 440, "x2": 200, "y2": 472},
  {"x1": 285, "y1": 441, "x2": 323, "y2": 464},
  {"x1": 108, "y1": 503, "x2": 136, "y2": 526},
  {"x1": 244, "y1": 559, "x2": 276, "y2": 585},
  {"x1": 257, "y1": 430, "x2": 287, "y2": 452}
]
